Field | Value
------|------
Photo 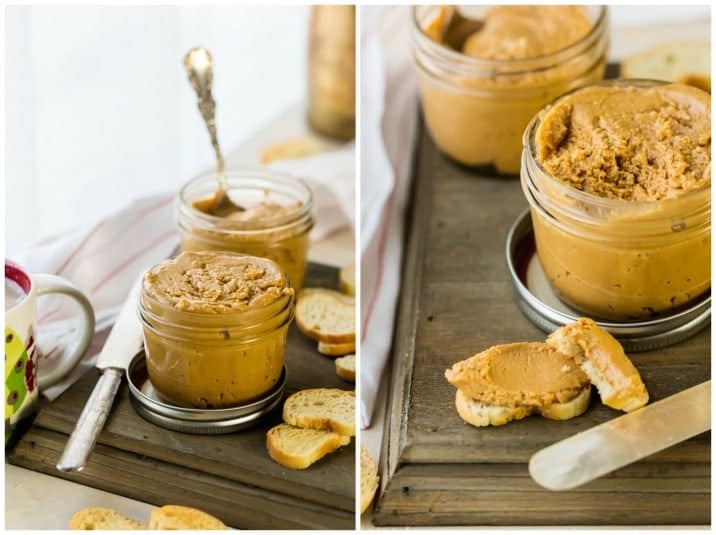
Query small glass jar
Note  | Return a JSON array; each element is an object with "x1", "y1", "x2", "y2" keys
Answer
[
  {"x1": 138, "y1": 256, "x2": 295, "y2": 409},
  {"x1": 177, "y1": 168, "x2": 314, "y2": 291},
  {"x1": 307, "y1": 5, "x2": 356, "y2": 140},
  {"x1": 411, "y1": 5, "x2": 609, "y2": 175},
  {"x1": 522, "y1": 80, "x2": 711, "y2": 321}
]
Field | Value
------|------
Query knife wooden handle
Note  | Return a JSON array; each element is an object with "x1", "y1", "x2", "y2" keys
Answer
[{"x1": 56, "y1": 368, "x2": 123, "y2": 472}]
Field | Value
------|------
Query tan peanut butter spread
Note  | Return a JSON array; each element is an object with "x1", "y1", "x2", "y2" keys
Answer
[
  {"x1": 444, "y1": 342, "x2": 589, "y2": 409},
  {"x1": 183, "y1": 197, "x2": 311, "y2": 291},
  {"x1": 530, "y1": 83, "x2": 711, "y2": 320},
  {"x1": 536, "y1": 84, "x2": 711, "y2": 201},
  {"x1": 461, "y1": 6, "x2": 592, "y2": 60},
  {"x1": 417, "y1": 5, "x2": 602, "y2": 174},
  {"x1": 192, "y1": 198, "x2": 303, "y2": 223},
  {"x1": 143, "y1": 251, "x2": 292, "y2": 314}
]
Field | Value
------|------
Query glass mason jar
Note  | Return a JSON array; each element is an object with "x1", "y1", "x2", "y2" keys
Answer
[
  {"x1": 177, "y1": 168, "x2": 314, "y2": 291},
  {"x1": 307, "y1": 5, "x2": 356, "y2": 140},
  {"x1": 138, "y1": 257, "x2": 295, "y2": 409},
  {"x1": 411, "y1": 5, "x2": 609, "y2": 175},
  {"x1": 522, "y1": 80, "x2": 711, "y2": 321}
]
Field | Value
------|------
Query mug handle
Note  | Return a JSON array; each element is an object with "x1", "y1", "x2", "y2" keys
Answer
[{"x1": 33, "y1": 274, "x2": 96, "y2": 389}]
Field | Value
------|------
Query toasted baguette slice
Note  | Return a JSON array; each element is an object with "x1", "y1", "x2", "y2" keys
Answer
[
  {"x1": 339, "y1": 264, "x2": 356, "y2": 296},
  {"x1": 148, "y1": 505, "x2": 227, "y2": 530},
  {"x1": 296, "y1": 289, "x2": 355, "y2": 344},
  {"x1": 360, "y1": 446, "x2": 379, "y2": 514},
  {"x1": 621, "y1": 40, "x2": 710, "y2": 92},
  {"x1": 455, "y1": 390, "x2": 534, "y2": 427},
  {"x1": 267, "y1": 423, "x2": 350, "y2": 469},
  {"x1": 335, "y1": 354, "x2": 356, "y2": 382},
  {"x1": 69, "y1": 508, "x2": 146, "y2": 530},
  {"x1": 445, "y1": 342, "x2": 589, "y2": 409},
  {"x1": 456, "y1": 386, "x2": 591, "y2": 427},
  {"x1": 318, "y1": 340, "x2": 356, "y2": 356},
  {"x1": 547, "y1": 318, "x2": 649, "y2": 412},
  {"x1": 283, "y1": 388, "x2": 355, "y2": 436},
  {"x1": 538, "y1": 386, "x2": 592, "y2": 420},
  {"x1": 260, "y1": 136, "x2": 327, "y2": 164}
]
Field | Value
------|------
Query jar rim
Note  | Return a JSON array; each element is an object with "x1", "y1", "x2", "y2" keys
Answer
[
  {"x1": 411, "y1": 5, "x2": 608, "y2": 73},
  {"x1": 522, "y1": 78, "x2": 712, "y2": 211},
  {"x1": 139, "y1": 251, "x2": 295, "y2": 331},
  {"x1": 178, "y1": 166, "x2": 314, "y2": 232},
  {"x1": 139, "y1": 285, "x2": 294, "y2": 320}
]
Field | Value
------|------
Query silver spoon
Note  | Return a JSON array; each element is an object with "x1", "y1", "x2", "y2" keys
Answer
[{"x1": 183, "y1": 47, "x2": 243, "y2": 216}]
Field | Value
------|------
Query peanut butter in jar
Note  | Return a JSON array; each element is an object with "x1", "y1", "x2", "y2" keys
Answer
[
  {"x1": 139, "y1": 251, "x2": 295, "y2": 408},
  {"x1": 177, "y1": 168, "x2": 314, "y2": 291},
  {"x1": 413, "y1": 5, "x2": 609, "y2": 175},
  {"x1": 523, "y1": 80, "x2": 711, "y2": 320}
]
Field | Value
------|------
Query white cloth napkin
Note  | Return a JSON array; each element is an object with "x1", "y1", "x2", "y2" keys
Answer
[
  {"x1": 11, "y1": 144, "x2": 355, "y2": 401},
  {"x1": 359, "y1": 6, "x2": 419, "y2": 428}
]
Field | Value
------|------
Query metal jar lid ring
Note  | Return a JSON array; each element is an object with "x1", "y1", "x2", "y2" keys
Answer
[
  {"x1": 505, "y1": 209, "x2": 710, "y2": 352},
  {"x1": 126, "y1": 350, "x2": 286, "y2": 434}
]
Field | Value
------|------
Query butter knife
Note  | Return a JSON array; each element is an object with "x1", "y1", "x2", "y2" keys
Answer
[
  {"x1": 56, "y1": 279, "x2": 144, "y2": 472},
  {"x1": 529, "y1": 380, "x2": 711, "y2": 490}
]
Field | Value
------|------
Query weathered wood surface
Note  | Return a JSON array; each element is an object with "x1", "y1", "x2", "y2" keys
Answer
[
  {"x1": 377, "y1": 462, "x2": 710, "y2": 526},
  {"x1": 374, "y1": 120, "x2": 711, "y2": 526},
  {"x1": 11, "y1": 427, "x2": 353, "y2": 530},
  {"x1": 8, "y1": 263, "x2": 356, "y2": 530}
]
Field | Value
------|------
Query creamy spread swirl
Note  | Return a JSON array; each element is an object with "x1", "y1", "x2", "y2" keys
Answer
[
  {"x1": 445, "y1": 342, "x2": 589, "y2": 409},
  {"x1": 416, "y1": 5, "x2": 604, "y2": 174},
  {"x1": 461, "y1": 6, "x2": 592, "y2": 59},
  {"x1": 143, "y1": 251, "x2": 291, "y2": 314},
  {"x1": 536, "y1": 84, "x2": 711, "y2": 201}
]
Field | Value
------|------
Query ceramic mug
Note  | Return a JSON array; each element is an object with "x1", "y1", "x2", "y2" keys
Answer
[{"x1": 5, "y1": 260, "x2": 95, "y2": 445}]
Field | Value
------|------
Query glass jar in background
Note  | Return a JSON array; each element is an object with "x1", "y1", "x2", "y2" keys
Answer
[
  {"x1": 177, "y1": 168, "x2": 314, "y2": 291},
  {"x1": 521, "y1": 80, "x2": 711, "y2": 321},
  {"x1": 307, "y1": 5, "x2": 356, "y2": 141},
  {"x1": 139, "y1": 253, "x2": 295, "y2": 409},
  {"x1": 412, "y1": 5, "x2": 609, "y2": 175}
]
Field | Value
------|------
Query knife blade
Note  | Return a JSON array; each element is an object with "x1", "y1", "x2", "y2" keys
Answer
[
  {"x1": 56, "y1": 278, "x2": 144, "y2": 472},
  {"x1": 529, "y1": 380, "x2": 711, "y2": 491}
]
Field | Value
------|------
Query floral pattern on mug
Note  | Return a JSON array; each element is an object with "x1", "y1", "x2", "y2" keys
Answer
[{"x1": 5, "y1": 327, "x2": 36, "y2": 430}]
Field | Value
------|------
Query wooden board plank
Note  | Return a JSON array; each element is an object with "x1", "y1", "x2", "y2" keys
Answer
[
  {"x1": 378, "y1": 463, "x2": 710, "y2": 526},
  {"x1": 11, "y1": 427, "x2": 353, "y2": 530},
  {"x1": 7, "y1": 263, "x2": 355, "y2": 530},
  {"x1": 374, "y1": 119, "x2": 711, "y2": 526}
]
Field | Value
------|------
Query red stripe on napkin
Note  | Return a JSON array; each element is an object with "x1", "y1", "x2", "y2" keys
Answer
[
  {"x1": 56, "y1": 196, "x2": 173, "y2": 276},
  {"x1": 91, "y1": 228, "x2": 176, "y2": 294},
  {"x1": 56, "y1": 220, "x2": 105, "y2": 275},
  {"x1": 84, "y1": 196, "x2": 173, "y2": 262},
  {"x1": 137, "y1": 195, "x2": 174, "y2": 216},
  {"x1": 361, "y1": 96, "x2": 413, "y2": 339}
]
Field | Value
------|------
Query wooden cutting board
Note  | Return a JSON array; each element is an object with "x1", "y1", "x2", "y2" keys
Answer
[
  {"x1": 373, "y1": 121, "x2": 711, "y2": 526},
  {"x1": 7, "y1": 263, "x2": 355, "y2": 530}
]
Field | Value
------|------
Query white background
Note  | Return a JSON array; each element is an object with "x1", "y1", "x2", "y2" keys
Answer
[
  {"x1": 4, "y1": 5, "x2": 710, "y2": 255},
  {"x1": 6, "y1": 5, "x2": 309, "y2": 254}
]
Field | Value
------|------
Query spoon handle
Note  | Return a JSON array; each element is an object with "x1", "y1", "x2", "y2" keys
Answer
[
  {"x1": 198, "y1": 97, "x2": 226, "y2": 185},
  {"x1": 184, "y1": 48, "x2": 227, "y2": 190}
]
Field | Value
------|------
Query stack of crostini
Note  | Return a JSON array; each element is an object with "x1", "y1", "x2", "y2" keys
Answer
[{"x1": 267, "y1": 388, "x2": 355, "y2": 469}]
